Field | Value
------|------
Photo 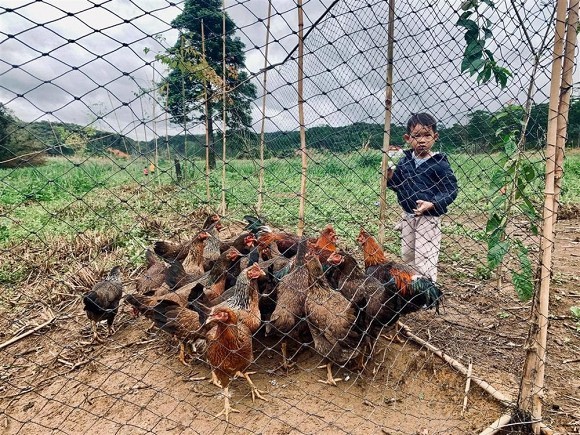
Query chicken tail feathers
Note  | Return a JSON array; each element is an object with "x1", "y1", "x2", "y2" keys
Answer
[
  {"x1": 244, "y1": 215, "x2": 268, "y2": 234},
  {"x1": 188, "y1": 299, "x2": 210, "y2": 325},
  {"x1": 401, "y1": 278, "x2": 443, "y2": 314}
]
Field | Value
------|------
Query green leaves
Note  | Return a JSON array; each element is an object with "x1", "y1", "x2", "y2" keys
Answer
[
  {"x1": 513, "y1": 242, "x2": 534, "y2": 301},
  {"x1": 487, "y1": 239, "x2": 510, "y2": 270},
  {"x1": 485, "y1": 130, "x2": 540, "y2": 301},
  {"x1": 456, "y1": 0, "x2": 512, "y2": 88}
]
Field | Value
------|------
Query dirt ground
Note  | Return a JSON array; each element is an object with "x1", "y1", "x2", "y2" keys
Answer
[{"x1": 0, "y1": 216, "x2": 578, "y2": 434}]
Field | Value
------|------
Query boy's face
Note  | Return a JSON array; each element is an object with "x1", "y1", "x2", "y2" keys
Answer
[{"x1": 404, "y1": 124, "x2": 438, "y2": 158}]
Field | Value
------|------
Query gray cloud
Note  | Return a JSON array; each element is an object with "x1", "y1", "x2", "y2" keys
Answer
[{"x1": 0, "y1": 0, "x2": 557, "y2": 142}]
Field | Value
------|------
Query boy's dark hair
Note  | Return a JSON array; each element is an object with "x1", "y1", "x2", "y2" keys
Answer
[{"x1": 407, "y1": 112, "x2": 437, "y2": 134}]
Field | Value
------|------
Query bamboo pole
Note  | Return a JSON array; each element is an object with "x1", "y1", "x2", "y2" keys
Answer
[
  {"x1": 0, "y1": 315, "x2": 55, "y2": 351},
  {"x1": 297, "y1": 0, "x2": 307, "y2": 236},
  {"x1": 201, "y1": 20, "x2": 211, "y2": 201},
  {"x1": 517, "y1": 1, "x2": 567, "y2": 432},
  {"x1": 479, "y1": 414, "x2": 513, "y2": 435},
  {"x1": 220, "y1": 0, "x2": 227, "y2": 215},
  {"x1": 164, "y1": 83, "x2": 171, "y2": 161},
  {"x1": 553, "y1": 0, "x2": 579, "y2": 220},
  {"x1": 152, "y1": 65, "x2": 159, "y2": 184},
  {"x1": 462, "y1": 360, "x2": 473, "y2": 415},
  {"x1": 257, "y1": 0, "x2": 273, "y2": 214},
  {"x1": 181, "y1": 34, "x2": 188, "y2": 173},
  {"x1": 400, "y1": 323, "x2": 555, "y2": 434},
  {"x1": 398, "y1": 323, "x2": 514, "y2": 406},
  {"x1": 378, "y1": 0, "x2": 395, "y2": 245}
]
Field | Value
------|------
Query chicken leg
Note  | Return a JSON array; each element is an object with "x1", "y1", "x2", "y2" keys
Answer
[
  {"x1": 90, "y1": 321, "x2": 105, "y2": 343},
  {"x1": 281, "y1": 341, "x2": 296, "y2": 370},
  {"x1": 178, "y1": 342, "x2": 190, "y2": 366},
  {"x1": 317, "y1": 362, "x2": 343, "y2": 386},
  {"x1": 237, "y1": 371, "x2": 268, "y2": 402},
  {"x1": 215, "y1": 386, "x2": 240, "y2": 422},
  {"x1": 209, "y1": 371, "x2": 222, "y2": 387}
]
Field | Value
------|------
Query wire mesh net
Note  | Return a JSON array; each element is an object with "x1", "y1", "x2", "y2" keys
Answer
[{"x1": 1, "y1": 0, "x2": 579, "y2": 434}]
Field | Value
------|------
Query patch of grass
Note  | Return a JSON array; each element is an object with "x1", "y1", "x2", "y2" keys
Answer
[{"x1": 1, "y1": 151, "x2": 579, "y2": 252}]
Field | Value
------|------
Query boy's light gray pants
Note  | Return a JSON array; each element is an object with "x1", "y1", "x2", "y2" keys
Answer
[{"x1": 398, "y1": 213, "x2": 442, "y2": 282}]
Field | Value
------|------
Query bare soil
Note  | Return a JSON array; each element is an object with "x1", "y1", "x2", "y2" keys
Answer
[{"x1": 0, "y1": 217, "x2": 578, "y2": 434}]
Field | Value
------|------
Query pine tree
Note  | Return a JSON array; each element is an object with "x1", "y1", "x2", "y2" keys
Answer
[{"x1": 161, "y1": 0, "x2": 257, "y2": 168}]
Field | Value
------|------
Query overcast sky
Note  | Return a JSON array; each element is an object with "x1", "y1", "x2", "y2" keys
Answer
[{"x1": 0, "y1": 0, "x2": 572, "y2": 142}]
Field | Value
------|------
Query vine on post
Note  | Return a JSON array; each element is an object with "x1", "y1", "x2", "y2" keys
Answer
[
  {"x1": 485, "y1": 121, "x2": 539, "y2": 301},
  {"x1": 457, "y1": 0, "x2": 539, "y2": 300}
]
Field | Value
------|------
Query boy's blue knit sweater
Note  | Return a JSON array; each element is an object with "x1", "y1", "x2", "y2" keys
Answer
[{"x1": 387, "y1": 149, "x2": 458, "y2": 217}]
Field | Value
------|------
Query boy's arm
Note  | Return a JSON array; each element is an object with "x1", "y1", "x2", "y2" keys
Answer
[
  {"x1": 386, "y1": 166, "x2": 403, "y2": 191},
  {"x1": 432, "y1": 158, "x2": 458, "y2": 213}
]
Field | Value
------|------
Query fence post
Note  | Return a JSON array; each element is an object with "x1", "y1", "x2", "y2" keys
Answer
[
  {"x1": 220, "y1": 0, "x2": 228, "y2": 216},
  {"x1": 297, "y1": 0, "x2": 307, "y2": 237},
  {"x1": 517, "y1": 0, "x2": 568, "y2": 432},
  {"x1": 378, "y1": 0, "x2": 395, "y2": 245},
  {"x1": 553, "y1": 0, "x2": 579, "y2": 219}
]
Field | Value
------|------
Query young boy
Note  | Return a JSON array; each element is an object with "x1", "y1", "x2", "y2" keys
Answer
[{"x1": 387, "y1": 113, "x2": 458, "y2": 282}]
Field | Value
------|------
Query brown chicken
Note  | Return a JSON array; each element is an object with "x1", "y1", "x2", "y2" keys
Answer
[
  {"x1": 220, "y1": 232, "x2": 257, "y2": 255},
  {"x1": 126, "y1": 282, "x2": 204, "y2": 364},
  {"x1": 254, "y1": 235, "x2": 293, "y2": 326},
  {"x1": 126, "y1": 295, "x2": 202, "y2": 364},
  {"x1": 266, "y1": 236, "x2": 310, "y2": 370},
  {"x1": 82, "y1": 266, "x2": 123, "y2": 343},
  {"x1": 153, "y1": 213, "x2": 220, "y2": 263},
  {"x1": 193, "y1": 262, "x2": 266, "y2": 334},
  {"x1": 304, "y1": 253, "x2": 365, "y2": 386},
  {"x1": 356, "y1": 228, "x2": 443, "y2": 314},
  {"x1": 325, "y1": 251, "x2": 399, "y2": 354},
  {"x1": 203, "y1": 247, "x2": 244, "y2": 302},
  {"x1": 203, "y1": 215, "x2": 224, "y2": 271},
  {"x1": 309, "y1": 224, "x2": 339, "y2": 264},
  {"x1": 135, "y1": 250, "x2": 167, "y2": 295},
  {"x1": 163, "y1": 231, "x2": 210, "y2": 291},
  {"x1": 204, "y1": 306, "x2": 267, "y2": 422}
]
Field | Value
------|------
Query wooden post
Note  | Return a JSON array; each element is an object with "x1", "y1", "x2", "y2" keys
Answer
[
  {"x1": 517, "y1": 1, "x2": 567, "y2": 432},
  {"x1": 297, "y1": 0, "x2": 307, "y2": 236},
  {"x1": 553, "y1": 0, "x2": 579, "y2": 219},
  {"x1": 220, "y1": 0, "x2": 227, "y2": 215},
  {"x1": 180, "y1": 34, "x2": 188, "y2": 174},
  {"x1": 257, "y1": 0, "x2": 272, "y2": 214},
  {"x1": 152, "y1": 65, "x2": 159, "y2": 184},
  {"x1": 378, "y1": 0, "x2": 395, "y2": 245},
  {"x1": 164, "y1": 83, "x2": 171, "y2": 161},
  {"x1": 201, "y1": 20, "x2": 211, "y2": 201}
]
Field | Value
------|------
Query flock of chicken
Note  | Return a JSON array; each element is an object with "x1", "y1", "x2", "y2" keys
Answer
[{"x1": 82, "y1": 214, "x2": 443, "y2": 421}]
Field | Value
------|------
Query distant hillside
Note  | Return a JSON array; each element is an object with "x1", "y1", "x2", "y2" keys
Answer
[{"x1": 3, "y1": 97, "x2": 577, "y2": 168}]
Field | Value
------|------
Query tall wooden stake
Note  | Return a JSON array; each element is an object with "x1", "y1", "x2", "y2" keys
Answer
[
  {"x1": 152, "y1": 65, "x2": 159, "y2": 184},
  {"x1": 378, "y1": 0, "x2": 395, "y2": 245},
  {"x1": 297, "y1": 0, "x2": 307, "y2": 236},
  {"x1": 517, "y1": 1, "x2": 567, "y2": 432},
  {"x1": 220, "y1": 0, "x2": 227, "y2": 215},
  {"x1": 257, "y1": 0, "x2": 272, "y2": 214},
  {"x1": 553, "y1": 0, "x2": 579, "y2": 219},
  {"x1": 164, "y1": 83, "x2": 171, "y2": 161},
  {"x1": 180, "y1": 34, "x2": 188, "y2": 174},
  {"x1": 201, "y1": 20, "x2": 211, "y2": 201}
]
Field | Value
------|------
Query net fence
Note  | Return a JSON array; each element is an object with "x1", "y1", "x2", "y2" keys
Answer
[{"x1": 1, "y1": 0, "x2": 579, "y2": 433}]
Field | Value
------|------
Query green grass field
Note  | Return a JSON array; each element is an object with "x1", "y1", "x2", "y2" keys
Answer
[{"x1": 1, "y1": 150, "x2": 579, "y2": 257}]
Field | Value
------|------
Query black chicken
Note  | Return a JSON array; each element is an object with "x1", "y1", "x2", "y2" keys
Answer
[{"x1": 83, "y1": 266, "x2": 123, "y2": 342}]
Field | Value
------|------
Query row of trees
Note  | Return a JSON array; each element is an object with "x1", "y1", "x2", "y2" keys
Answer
[{"x1": 2, "y1": 98, "x2": 580, "y2": 168}]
